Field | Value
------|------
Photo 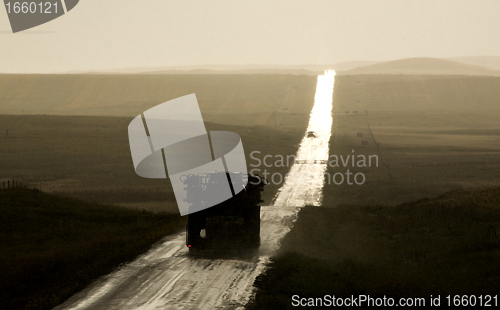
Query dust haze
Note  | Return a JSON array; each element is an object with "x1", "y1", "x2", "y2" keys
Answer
[{"x1": 2, "y1": 1, "x2": 500, "y2": 309}]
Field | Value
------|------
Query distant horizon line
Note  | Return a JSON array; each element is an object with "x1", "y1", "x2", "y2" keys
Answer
[{"x1": 2, "y1": 56, "x2": 500, "y2": 74}]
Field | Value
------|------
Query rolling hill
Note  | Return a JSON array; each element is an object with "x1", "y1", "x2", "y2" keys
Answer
[
  {"x1": 340, "y1": 57, "x2": 500, "y2": 76},
  {"x1": 67, "y1": 62, "x2": 380, "y2": 75},
  {"x1": 449, "y1": 56, "x2": 500, "y2": 71}
]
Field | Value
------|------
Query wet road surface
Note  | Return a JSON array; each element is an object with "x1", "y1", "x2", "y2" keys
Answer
[{"x1": 54, "y1": 71, "x2": 335, "y2": 310}]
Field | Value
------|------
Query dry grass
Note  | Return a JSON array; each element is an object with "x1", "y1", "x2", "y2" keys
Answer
[
  {"x1": 0, "y1": 115, "x2": 308, "y2": 208},
  {"x1": 324, "y1": 74, "x2": 500, "y2": 207},
  {"x1": 250, "y1": 193, "x2": 500, "y2": 309},
  {"x1": 0, "y1": 74, "x2": 317, "y2": 127},
  {"x1": 0, "y1": 187, "x2": 186, "y2": 310},
  {"x1": 0, "y1": 73, "x2": 317, "y2": 210},
  {"x1": 249, "y1": 74, "x2": 500, "y2": 309}
]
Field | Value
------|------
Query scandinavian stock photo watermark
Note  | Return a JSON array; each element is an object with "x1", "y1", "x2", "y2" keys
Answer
[{"x1": 249, "y1": 150, "x2": 379, "y2": 186}]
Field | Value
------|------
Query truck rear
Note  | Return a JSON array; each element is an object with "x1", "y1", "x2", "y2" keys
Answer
[{"x1": 184, "y1": 173, "x2": 266, "y2": 253}]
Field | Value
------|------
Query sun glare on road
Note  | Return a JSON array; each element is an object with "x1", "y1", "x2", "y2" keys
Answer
[{"x1": 273, "y1": 70, "x2": 335, "y2": 206}]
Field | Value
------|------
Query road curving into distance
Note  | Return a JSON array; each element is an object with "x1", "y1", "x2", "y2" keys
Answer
[{"x1": 54, "y1": 71, "x2": 336, "y2": 310}]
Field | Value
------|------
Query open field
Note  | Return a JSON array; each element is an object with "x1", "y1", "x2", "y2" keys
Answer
[
  {"x1": 0, "y1": 187, "x2": 186, "y2": 310},
  {"x1": 249, "y1": 188, "x2": 500, "y2": 309},
  {"x1": 0, "y1": 73, "x2": 320, "y2": 310},
  {"x1": 0, "y1": 74, "x2": 317, "y2": 127},
  {"x1": 324, "y1": 74, "x2": 500, "y2": 207},
  {"x1": 0, "y1": 115, "x2": 309, "y2": 209},
  {"x1": 0, "y1": 74, "x2": 317, "y2": 211},
  {"x1": 249, "y1": 73, "x2": 500, "y2": 308}
]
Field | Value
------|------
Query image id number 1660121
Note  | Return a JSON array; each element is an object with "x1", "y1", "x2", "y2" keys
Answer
[
  {"x1": 445, "y1": 295, "x2": 497, "y2": 307},
  {"x1": 5, "y1": 2, "x2": 58, "y2": 14}
]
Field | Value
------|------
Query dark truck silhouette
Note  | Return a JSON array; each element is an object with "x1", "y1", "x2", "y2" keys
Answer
[{"x1": 184, "y1": 172, "x2": 267, "y2": 253}]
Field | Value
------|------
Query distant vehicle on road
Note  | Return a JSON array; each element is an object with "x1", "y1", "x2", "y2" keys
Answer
[{"x1": 307, "y1": 131, "x2": 316, "y2": 138}]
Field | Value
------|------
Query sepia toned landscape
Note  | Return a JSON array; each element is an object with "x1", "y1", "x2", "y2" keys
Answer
[
  {"x1": 1, "y1": 73, "x2": 318, "y2": 309},
  {"x1": 3, "y1": 41, "x2": 500, "y2": 310},
  {"x1": 0, "y1": 74, "x2": 318, "y2": 208},
  {"x1": 251, "y1": 59, "x2": 500, "y2": 308},
  {"x1": 3, "y1": 0, "x2": 500, "y2": 309}
]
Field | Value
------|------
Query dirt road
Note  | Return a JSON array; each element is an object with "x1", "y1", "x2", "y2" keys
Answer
[{"x1": 55, "y1": 71, "x2": 335, "y2": 310}]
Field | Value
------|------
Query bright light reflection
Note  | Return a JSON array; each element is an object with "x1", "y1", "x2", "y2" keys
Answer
[{"x1": 273, "y1": 70, "x2": 335, "y2": 206}]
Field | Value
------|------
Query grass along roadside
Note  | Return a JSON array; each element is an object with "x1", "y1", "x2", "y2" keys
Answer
[
  {"x1": 0, "y1": 115, "x2": 306, "y2": 207},
  {"x1": 246, "y1": 74, "x2": 500, "y2": 309},
  {"x1": 248, "y1": 186, "x2": 500, "y2": 309},
  {"x1": 0, "y1": 187, "x2": 186, "y2": 310}
]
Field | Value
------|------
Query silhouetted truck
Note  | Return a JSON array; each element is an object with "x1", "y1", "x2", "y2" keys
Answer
[{"x1": 184, "y1": 172, "x2": 266, "y2": 253}]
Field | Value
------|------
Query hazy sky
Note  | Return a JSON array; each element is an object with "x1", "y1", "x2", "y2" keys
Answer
[{"x1": 1, "y1": 0, "x2": 499, "y2": 73}]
